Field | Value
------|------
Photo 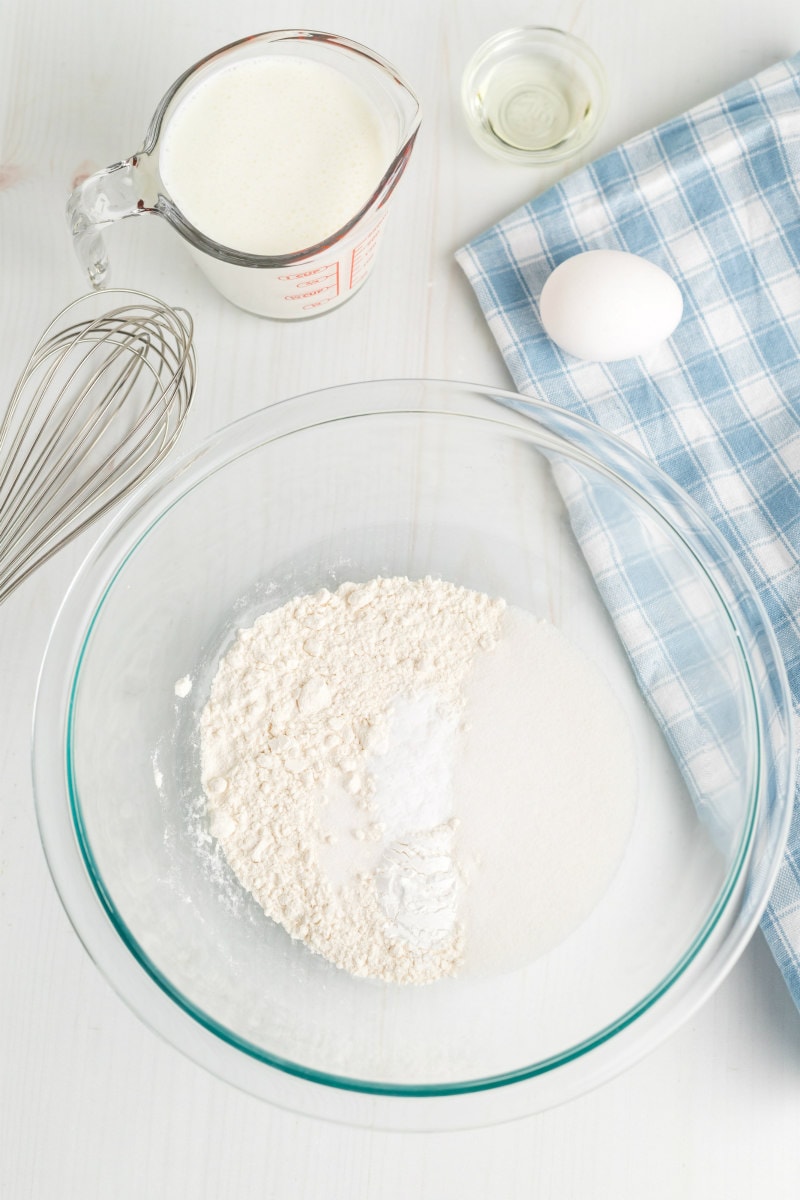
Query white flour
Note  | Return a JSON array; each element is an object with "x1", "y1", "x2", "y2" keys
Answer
[
  {"x1": 199, "y1": 576, "x2": 637, "y2": 985},
  {"x1": 200, "y1": 577, "x2": 504, "y2": 984}
]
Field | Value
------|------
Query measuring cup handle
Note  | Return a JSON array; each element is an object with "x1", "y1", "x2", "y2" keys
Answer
[{"x1": 66, "y1": 156, "x2": 155, "y2": 288}]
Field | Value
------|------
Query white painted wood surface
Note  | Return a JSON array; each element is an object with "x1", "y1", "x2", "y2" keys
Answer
[{"x1": 3, "y1": 0, "x2": 800, "y2": 1194}]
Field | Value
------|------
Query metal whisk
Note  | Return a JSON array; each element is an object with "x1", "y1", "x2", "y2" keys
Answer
[{"x1": 0, "y1": 290, "x2": 196, "y2": 604}]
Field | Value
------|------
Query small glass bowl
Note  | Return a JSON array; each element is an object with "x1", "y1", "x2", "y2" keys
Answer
[{"x1": 461, "y1": 27, "x2": 608, "y2": 164}]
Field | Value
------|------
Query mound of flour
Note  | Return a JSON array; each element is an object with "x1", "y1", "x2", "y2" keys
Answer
[{"x1": 200, "y1": 576, "x2": 505, "y2": 984}]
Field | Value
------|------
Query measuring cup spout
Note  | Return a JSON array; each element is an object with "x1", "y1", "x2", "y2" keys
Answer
[{"x1": 67, "y1": 157, "x2": 155, "y2": 288}]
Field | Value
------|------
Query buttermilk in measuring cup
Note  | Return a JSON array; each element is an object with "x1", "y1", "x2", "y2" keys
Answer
[
  {"x1": 160, "y1": 56, "x2": 391, "y2": 257},
  {"x1": 68, "y1": 33, "x2": 420, "y2": 317}
]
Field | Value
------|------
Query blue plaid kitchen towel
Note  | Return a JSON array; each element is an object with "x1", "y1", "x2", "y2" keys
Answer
[{"x1": 456, "y1": 53, "x2": 800, "y2": 1009}]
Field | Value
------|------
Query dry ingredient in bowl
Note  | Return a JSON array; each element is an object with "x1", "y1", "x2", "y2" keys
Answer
[{"x1": 199, "y1": 576, "x2": 637, "y2": 984}]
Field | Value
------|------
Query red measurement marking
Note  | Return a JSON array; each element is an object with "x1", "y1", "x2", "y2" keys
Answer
[
  {"x1": 278, "y1": 264, "x2": 336, "y2": 282},
  {"x1": 280, "y1": 258, "x2": 341, "y2": 302},
  {"x1": 348, "y1": 217, "x2": 386, "y2": 289},
  {"x1": 283, "y1": 282, "x2": 338, "y2": 301},
  {"x1": 279, "y1": 268, "x2": 318, "y2": 281},
  {"x1": 293, "y1": 274, "x2": 337, "y2": 290}
]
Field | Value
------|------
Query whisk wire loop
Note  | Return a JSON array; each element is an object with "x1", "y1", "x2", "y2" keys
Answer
[{"x1": 0, "y1": 291, "x2": 196, "y2": 604}]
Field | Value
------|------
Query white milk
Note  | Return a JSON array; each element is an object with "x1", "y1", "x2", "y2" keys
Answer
[{"x1": 160, "y1": 56, "x2": 391, "y2": 255}]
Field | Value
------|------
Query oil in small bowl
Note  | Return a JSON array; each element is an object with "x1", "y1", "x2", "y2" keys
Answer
[{"x1": 462, "y1": 27, "x2": 607, "y2": 164}]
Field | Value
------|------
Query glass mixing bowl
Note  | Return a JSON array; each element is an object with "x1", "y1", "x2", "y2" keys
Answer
[{"x1": 33, "y1": 380, "x2": 793, "y2": 1129}]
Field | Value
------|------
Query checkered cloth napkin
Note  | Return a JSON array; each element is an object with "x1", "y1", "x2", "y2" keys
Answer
[{"x1": 456, "y1": 53, "x2": 800, "y2": 1009}]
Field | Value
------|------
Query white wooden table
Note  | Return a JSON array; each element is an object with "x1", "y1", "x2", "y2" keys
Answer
[{"x1": 3, "y1": 0, "x2": 800, "y2": 1195}]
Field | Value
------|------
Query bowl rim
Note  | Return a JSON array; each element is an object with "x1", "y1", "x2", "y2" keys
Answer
[{"x1": 32, "y1": 378, "x2": 795, "y2": 1121}]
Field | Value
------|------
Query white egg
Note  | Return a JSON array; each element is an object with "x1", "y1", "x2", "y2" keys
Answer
[{"x1": 538, "y1": 249, "x2": 683, "y2": 362}]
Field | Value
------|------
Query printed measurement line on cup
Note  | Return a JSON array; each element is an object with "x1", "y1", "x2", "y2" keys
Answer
[
  {"x1": 280, "y1": 262, "x2": 341, "y2": 305},
  {"x1": 349, "y1": 220, "x2": 385, "y2": 289}
]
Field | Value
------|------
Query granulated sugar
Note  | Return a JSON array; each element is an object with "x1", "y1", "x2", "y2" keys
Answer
[
  {"x1": 455, "y1": 606, "x2": 637, "y2": 975},
  {"x1": 199, "y1": 577, "x2": 637, "y2": 984}
]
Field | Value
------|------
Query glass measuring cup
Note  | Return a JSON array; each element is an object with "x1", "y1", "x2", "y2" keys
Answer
[{"x1": 67, "y1": 31, "x2": 421, "y2": 319}]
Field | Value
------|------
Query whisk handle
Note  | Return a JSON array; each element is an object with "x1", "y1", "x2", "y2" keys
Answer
[{"x1": 67, "y1": 156, "x2": 156, "y2": 288}]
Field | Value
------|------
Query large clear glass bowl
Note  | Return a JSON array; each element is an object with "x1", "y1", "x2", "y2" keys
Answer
[{"x1": 33, "y1": 380, "x2": 793, "y2": 1129}]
